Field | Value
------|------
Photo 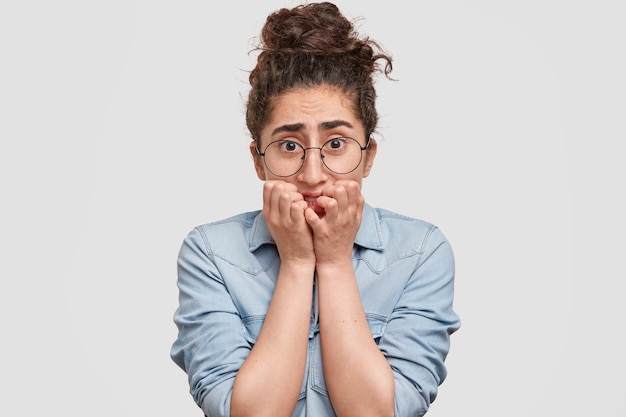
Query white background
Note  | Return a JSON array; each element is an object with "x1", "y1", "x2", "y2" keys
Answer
[{"x1": 1, "y1": 1, "x2": 624, "y2": 416}]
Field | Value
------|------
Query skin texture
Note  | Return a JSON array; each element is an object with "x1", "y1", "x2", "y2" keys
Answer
[{"x1": 230, "y1": 85, "x2": 394, "y2": 417}]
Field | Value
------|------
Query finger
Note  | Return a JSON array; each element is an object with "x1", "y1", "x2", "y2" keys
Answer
[
  {"x1": 264, "y1": 181, "x2": 290, "y2": 221},
  {"x1": 316, "y1": 194, "x2": 338, "y2": 217},
  {"x1": 335, "y1": 180, "x2": 361, "y2": 206},
  {"x1": 291, "y1": 200, "x2": 308, "y2": 223},
  {"x1": 262, "y1": 181, "x2": 279, "y2": 215},
  {"x1": 340, "y1": 181, "x2": 364, "y2": 219},
  {"x1": 319, "y1": 184, "x2": 348, "y2": 217},
  {"x1": 333, "y1": 184, "x2": 349, "y2": 211},
  {"x1": 279, "y1": 188, "x2": 302, "y2": 221},
  {"x1": 304, "y1": 206, "x2": 321, "y2": 227}
]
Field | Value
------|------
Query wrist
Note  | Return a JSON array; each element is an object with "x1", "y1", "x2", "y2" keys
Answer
[
  {"x1": 314, "y1": 258, "x2": 354, "y2": 277},
  {"x1": 279, "y1": 258, "x2": 316, "y2": 278}
]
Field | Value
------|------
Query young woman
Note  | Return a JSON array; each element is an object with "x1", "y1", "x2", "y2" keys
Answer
[{"x1": 171, "y1": 3, "x2": 460, "y2": 417}]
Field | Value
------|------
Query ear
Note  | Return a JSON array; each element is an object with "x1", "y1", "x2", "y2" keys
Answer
[
  {"x1": 250, "y1": 141, "x2": 267, "y2": 180},
  {"x1": 362, "y1": 137, "x2": 377, "y2": 178}
]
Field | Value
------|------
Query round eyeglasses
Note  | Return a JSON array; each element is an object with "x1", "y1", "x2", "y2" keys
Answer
[{"x1": 256, "y1": 137, "x2": 370, "y2": 177}]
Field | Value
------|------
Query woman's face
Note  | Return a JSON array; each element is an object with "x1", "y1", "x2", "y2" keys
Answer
[{"x1": 251, "y1": 85, "x2": 377, "y2": 194}]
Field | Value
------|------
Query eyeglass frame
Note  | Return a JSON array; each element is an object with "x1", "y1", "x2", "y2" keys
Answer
[{"x1": 254, "y1": 137, "x2": 372, "y2": 177}]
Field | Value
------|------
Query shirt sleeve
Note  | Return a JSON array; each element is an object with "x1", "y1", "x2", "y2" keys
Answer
[
  {"x1": 170, "y1": 227, "x2": 250, "y2": 417},
  {"x1": 380, "y1": 226, "x2": 461, "y2": 417}
]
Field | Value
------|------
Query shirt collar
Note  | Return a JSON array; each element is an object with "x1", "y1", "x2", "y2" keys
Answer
[{"x1": 249, "y1": 203, "x2": 384, "y2": 252}]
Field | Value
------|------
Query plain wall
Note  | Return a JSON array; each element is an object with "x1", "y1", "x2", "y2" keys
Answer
[{"x1": 1, "y1": 1, "x2": 624, "y2": 416}]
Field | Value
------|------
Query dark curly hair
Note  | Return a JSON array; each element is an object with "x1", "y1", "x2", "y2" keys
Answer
[{"x1": 246, "y1": 2, "x2": 393, "y2": 143}]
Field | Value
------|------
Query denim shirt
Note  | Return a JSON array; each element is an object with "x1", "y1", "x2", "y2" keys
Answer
[{"x1": 171, "y1": 203, "x2": 461, "y2": 417}]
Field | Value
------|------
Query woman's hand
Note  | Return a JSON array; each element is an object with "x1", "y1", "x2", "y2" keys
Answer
[
  {"x1": 305, "y1": 180, "x2": 364, "y2": 266},
  {"x1": 262, "y1": 180, "x2": 315, "y2": 265}
]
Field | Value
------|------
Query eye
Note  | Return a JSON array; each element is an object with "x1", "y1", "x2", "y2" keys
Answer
[
  {"x1": 278, "y1": 140, "x2": 300, "y2": 152},
  {"x1": 327, "y1": 137, "x2": 346, "y2": 150}
]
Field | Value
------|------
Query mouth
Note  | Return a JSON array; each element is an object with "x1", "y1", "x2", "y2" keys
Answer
[{"x1": 303, "y1": 194, "x2": 324, "y2": 215}]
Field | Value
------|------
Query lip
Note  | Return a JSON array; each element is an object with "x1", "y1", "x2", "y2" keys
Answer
[
  {"x1": 301, "y1": 191, "x2": 322, "y2": 199},
  {"x1": 301, "y1": 192, "x2": 324, "y2": 214}
]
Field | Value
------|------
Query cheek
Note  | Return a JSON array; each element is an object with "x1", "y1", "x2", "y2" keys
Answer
[
  {"x1": 253, "y1": 156, "x2": 268, "y2": 180},
  {"x1": 362, "y1": 155, "x2": 375, "y2": 177},
  {"x1": 343, "y1": 171, "x2": 365, "y2": 185}
]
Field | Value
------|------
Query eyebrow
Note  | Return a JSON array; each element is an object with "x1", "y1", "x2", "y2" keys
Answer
[{"x1": 270, "y1": 120, "x2": 354, "y2": 136}]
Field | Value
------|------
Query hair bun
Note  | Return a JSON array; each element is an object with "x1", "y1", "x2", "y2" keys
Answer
[{"x1": 261, "y1": 2, "x2": 359, "y2": 56}]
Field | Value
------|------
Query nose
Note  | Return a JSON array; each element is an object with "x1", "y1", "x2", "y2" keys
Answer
[{"x1": 297, "y1": 147, "x2": 327, "y2": 184}]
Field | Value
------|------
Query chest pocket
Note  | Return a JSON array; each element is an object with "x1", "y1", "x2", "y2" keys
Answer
[{"x1": 309, "y1": 314, "x2": 388, "y2": 395}]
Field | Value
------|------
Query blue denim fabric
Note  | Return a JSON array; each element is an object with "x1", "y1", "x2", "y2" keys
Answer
[{"x1": 171, "y1": 203, "x2": 461, "y2": 417}]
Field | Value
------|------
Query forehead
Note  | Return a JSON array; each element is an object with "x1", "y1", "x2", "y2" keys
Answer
[{"x1": 264, "y1": 86, "x2": 361, "y2": 134}]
